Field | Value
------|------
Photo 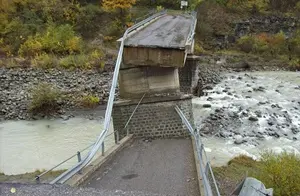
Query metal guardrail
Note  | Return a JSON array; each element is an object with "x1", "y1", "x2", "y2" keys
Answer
[
  {"x1": 186, "y1": 11, "x2": 197, "y2": 46},
  {"x1": 175, "y1": 106, "x2": 221, "y2": 196},
  {"x1": 49, "y1": 11, "x2": 166, "y2": 184},
  {"x1": 35, "y1": 130, "x2": 119, "y2": 183},
  {"x1": 36, "y1": 93, "x2": 145, "y2": 183}
]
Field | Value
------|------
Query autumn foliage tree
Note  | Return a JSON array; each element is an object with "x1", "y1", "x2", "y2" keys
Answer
[
  {"x1": 101, "y1": 0, "x2": 136, "y2": 28},
  {"x1": 102, "y1": 0, "x2": 136, "y2": 11}
]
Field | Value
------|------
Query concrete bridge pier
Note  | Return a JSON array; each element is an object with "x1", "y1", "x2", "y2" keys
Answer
[{"x1": 179, "y1": 55, "x2": 200, "y2": 94}]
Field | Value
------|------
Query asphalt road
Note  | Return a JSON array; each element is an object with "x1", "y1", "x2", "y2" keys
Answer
[
  {"x1": 125, "y1": 14, "x2": 193, "y2": 49},
  {"x1": 83, "y1": 139, "x2": 199, "y2": 196}
]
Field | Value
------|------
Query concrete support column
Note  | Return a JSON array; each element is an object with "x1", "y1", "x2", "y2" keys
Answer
[
  {"x1": 118, "y1": 66, "x2": 180, "y2": 99},
  {"x1": 179, "y1": 55, "x2": 200, "y2": 94}
]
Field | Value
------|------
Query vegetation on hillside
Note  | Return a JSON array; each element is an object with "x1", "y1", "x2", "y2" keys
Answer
[
  {"x1": 195, "y1": 0, "x2": 300, "y2": 68},
  {"x1": 214, "y1": 152, "x2": 300, "y2": 196},
  {"x1": 0, "y1": 0, "x2": 299, "y2": 69},
  {"x1": 0, "y1": 0, "x2": 138, "y2": 69}
]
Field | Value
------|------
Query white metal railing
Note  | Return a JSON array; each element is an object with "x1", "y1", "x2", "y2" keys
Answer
[
  {"x1": 50, "y1": 11, "x2": 167, "y2": 184},
  {"x1": 175, "y1": 106, "x2": 221, "y2": 196},
  {"x1": 186, "y1": 11, "x2": 197, "y2": 46}
]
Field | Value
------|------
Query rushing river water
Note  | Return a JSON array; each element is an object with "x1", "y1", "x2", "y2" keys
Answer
[
  {"x1": 1, "y1": 71, "x2": 299, "y2": 175},
  {"x1": 193, "y1": 71, "x2": 300, "y2": 166}
]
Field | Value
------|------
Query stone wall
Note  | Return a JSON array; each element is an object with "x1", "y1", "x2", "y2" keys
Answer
[
  {"x1": 112, "y1": 95, "x2": 193, "y2": 139},
  {"x1": 179, "y1": 56, "x2": 199, "y2": 94}
]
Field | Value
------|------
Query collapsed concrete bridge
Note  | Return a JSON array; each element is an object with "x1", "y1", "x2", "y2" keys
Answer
[{"x1": 39, "y1": 10, "x2": 220, "y2": 196}]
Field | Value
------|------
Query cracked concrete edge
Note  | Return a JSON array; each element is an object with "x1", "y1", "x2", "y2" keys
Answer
[
  {"x1": 65, "y1": 135, "x2": 134, "y2": 187},
  {"x1": 192, "y1": 137, "x2": 204, "y2": 196}
]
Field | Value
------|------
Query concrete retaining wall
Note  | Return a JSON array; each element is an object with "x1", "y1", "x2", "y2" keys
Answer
[{"x1": 112, "y1": 95, "x2": 194, "y2": 139}]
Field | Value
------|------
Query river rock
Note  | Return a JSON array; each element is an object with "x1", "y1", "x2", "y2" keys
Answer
[
  {"x1": 203, "y1": 104, "x2": 212, "y2": 108},
  {"x1": 249, "y1": 116, "x2": 259, "y2": 121},
  {"x1": 0, "y1": 67, "x2": 114, "y2": 120},
  {"x1": 292, "y1": 127, "x2": 299, "y2": 134}
]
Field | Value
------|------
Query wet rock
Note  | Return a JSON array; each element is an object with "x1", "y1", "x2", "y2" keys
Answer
[
  {"x1": 267, "y1": 118, "x2": 276, "y2": 126},
  {"x1": 253, "y1": 86, "x2": 265, "y2": 92},
  {"x1": 60, "y1": 115, "x2": 70, "y2": 121},
  {"x1": 242, "y1": 111, "x2": 249, "y2": 117},
  {"x1": 249, "y1": 116, "x2": 259, "y2": 121},
  {"x1": 203, "y1": 85, "x2": 214, "y2": 90},
  {"x1": 203, "y1": 104, "x2": 212, "y2": 108},
  {"x1": 271, "y1": 104, "x2": 282, "y2": 109},
  {"x1": 291, "y1": 127, "x2": 299, "y2": 134},
  {"x1": 210, "y1": 115, "x2": 218, "y2": 121},
  {"x1": 258, "y1": 101, "x2": 267, "y2": 105},
  {"x1": 234, "y1": 135, "x2": 246, "y2": 144},
  {"x1": 254, "y1": 111, "x2": 262, "y2": 118}
]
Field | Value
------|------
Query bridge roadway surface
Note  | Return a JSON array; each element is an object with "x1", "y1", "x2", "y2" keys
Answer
[
  {"x1": 82, "y1": 139, "x2": 199, "y2": 196},
  {"x1": 125, "y1": 14, "x2": 193, "y2": 49}
]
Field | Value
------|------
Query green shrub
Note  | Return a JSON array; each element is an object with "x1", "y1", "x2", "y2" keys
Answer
[
  {"x1": 29, "y1": 83, "x2": 61, "y2": 114},
  {"x1": 59, "y1": 49, "x2": 104, "y2": 69},
  {"x1": 107, "y1": 19, "x2": 124, "y2": 36},
  {"x1": 196, "y1": 1, "x2": 234, "y2": 43},
  {"x1": 289, "y1": 29, "x2": 300, "y2": 56},
  {"x1": 1, "y1": 18, "x2": 33, "y2": 54},
  {"x1": 31, "y1": 53, "x2": 58, "y2": 68},
  {"x1": 255, "y1": 152, "x2": 300, "y2": 196},
  {"x1": 237, "y1": 35, "x2": 254, "y2": 53},
  {"x1": 194, "y1": 42, "x2": 206, "y2": 54},
  {"x1": 59, "y1": 55, "x2": 89, "y2": 69},
  {"x1": 268, "y1": 0, "x2": 298, "y2": 12},
  {"x1": 19, "y1": 24, "x2": 82, "y2": 56},
  {"x1": 296, "y1": 1, "x2": 300, "y2": 12},
  {"x1": 76, "y1": 4, "x2": 104, "y2": 38},
  {"x1": 226, "y1": 0, "x2": 268, "y2": 13},
  {"x1": 237, "y1": 32, "x2": 288, "y2": 55},
  {"x1": 77, "y1": 95, "x2": 100, "y2": 108},
  {"x1": 0, "y1": 0, "x2": 82, "y2": 55}
]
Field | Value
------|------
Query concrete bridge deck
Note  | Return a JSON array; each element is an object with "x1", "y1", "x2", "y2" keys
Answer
[
  {"x1": 125, "y1": 14, "x2": 194, "y2": 49},
  {"x1": 82, "y1": 139, "x2": 199, "y2": 196}
]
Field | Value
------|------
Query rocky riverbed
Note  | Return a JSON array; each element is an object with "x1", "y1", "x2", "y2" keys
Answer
[
  {"x1": 0, "y1": 68, "x2": 114, "y2": 121},
  {"x1": 193, "y1": 71, "x2": 300, "y2": 147}
]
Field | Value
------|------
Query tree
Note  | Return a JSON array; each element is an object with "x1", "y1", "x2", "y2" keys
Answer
[
  {"x1": 102, "y1": 0, "x2": 136, "y2": 30},
  {"x1": 102, "y1": 0, "x2": 136, "y2": 11}
]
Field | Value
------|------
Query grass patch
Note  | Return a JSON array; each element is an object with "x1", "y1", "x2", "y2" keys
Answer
[
  {"x1": 213, "y1": 152, "x2": 300, "y2": 196},
  {"x1": 0, "y1": 169, "x2": 66, "y2": 183},
  {"x1": 76, "y1": 94, "x2": 100, "y2": 108}
]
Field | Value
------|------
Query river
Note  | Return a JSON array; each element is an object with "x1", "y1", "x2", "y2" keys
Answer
[
  {"x1": 0, "y1": 71, "x2": 299, "y2": 175},
  {"x1": 0, "y1": 117, "x2": 115, "y2": 175},
  {"x1": 193, "y1": 71, "x2": 300, "y2": 165}
]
